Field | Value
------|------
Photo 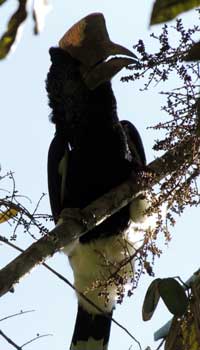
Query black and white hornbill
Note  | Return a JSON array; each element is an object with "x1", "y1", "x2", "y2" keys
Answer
[{"x1": 46, "y1": 13, "x2": 149, "y2": 350}]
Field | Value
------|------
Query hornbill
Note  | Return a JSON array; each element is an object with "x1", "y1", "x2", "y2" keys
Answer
[{"x1": 46, "y1": 13, "x2": 149, "y2": 350}]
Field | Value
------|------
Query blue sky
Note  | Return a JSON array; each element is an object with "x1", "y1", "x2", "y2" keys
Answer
[{"x1": 0, "y1": 1, "x2": 199, "y2": 350}]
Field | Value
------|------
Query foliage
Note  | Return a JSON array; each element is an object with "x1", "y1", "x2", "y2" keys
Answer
[
  {"x1": 150, "y1": 0, "x2": 200, "y2": 25},
  {"x1": 1, "y1": 0, "x2": 200, "y2": 60},
  {"x1": 0, "y1": 0, "x2": 27, "y2": 59},
  {"x1": 0, "y1": 0, "x2": 51, "y2": 59},
  {"x1": 142, "y1": 277, "x2": 188, "y2": 321},
  {"x1": 122, "y1": 18, "x2": 200, "y2": 255},
  {"x1": 164, "y1": 272, "x2": 200, "y2": 350},
  {"x1": 150, "y1": 0, "x2": 200, "y2": 61}
]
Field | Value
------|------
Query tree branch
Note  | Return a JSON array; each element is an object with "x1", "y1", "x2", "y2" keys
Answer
[
  {"x1": 0, "y1": 329, "x2": 21, "y2": 350},
  {"x1": 0, "y1": 138, "x2": 194, "y2": 298}
]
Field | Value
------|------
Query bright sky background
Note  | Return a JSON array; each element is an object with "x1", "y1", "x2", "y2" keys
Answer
[{"x1": 0, "y1": 1, "x2": 199, "y2": 350}]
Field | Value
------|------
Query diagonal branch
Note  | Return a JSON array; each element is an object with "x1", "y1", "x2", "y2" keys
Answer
[
  {"x1": 0, "y1": 138, "x2": 195, "y2": 298},
  {"x1": 0, "y1": 329, "x2": 21, "y2": 350}
]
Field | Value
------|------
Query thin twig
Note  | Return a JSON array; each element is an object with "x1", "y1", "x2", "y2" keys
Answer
[
  {"x1": 21, "y1": 333, "x2": 53, "y2": 348},
  {"x1": 155, "y1": 338, "x2": 165, "y2": 350},
  {"x1": 0, "y1": 329, "x2": 53, "y2": 350},
  {"x1": 0, "y1": 309, "x2": 35, "y2": 322},
  {"x1": 25, "y1": 193, "x2": 46, "y2": 233},
  {"x1": 0, "y1": 235, "x2": 23, "y2": 253}
]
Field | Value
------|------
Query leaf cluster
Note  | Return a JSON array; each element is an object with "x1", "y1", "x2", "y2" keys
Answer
[
  {"x1": 0, "y1": 0, "x2": 50, "y2": 59},
  {"x1": 122, "y1": 17, "x2": 200, "y2": 256},
  {"x1": 150, "y1": 0, "x2": 200, "y2": 25},
  {"x1": 142, "y1": 277, "x2": 188, "y2": 321}
]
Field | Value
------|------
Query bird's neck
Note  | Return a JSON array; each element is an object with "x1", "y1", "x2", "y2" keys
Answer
[{"x1": 67, "y1": 84, "x2": 119, "y2": 149}]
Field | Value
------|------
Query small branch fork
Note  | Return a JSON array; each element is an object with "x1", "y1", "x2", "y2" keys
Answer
[
  {"x1": 0, "y1": 309, "x2": 52, "y2": 350},
  {"x1": 0, "y1": 329, "x2": 52, "y2": 350},
  {"x1": 0, "y1": 329, "x2": 21, "y2": 350}
]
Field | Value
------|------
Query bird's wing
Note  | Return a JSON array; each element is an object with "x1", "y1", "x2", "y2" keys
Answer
[
  {"x1": 120, "y1": 120, "x2": 151, "y2": 228},
  {"x1": 121, "y1": 119, "x2": 146, "y2": 167},
  {"x1": 47, "y1": 133, "x2": 69, "y2": 223}
]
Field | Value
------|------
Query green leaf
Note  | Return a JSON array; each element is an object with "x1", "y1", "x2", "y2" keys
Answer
[
  {"x1": 184, "y1": 41, "x2": 200, "y2": 61},
  {"x1": 142, "y1": 278, "x2": 161, "y2": 321},
  {"x1": 150, "y1": 0, "x2": 200, "y2": 25},
  {"x1": 0, "y1": 0, "x2": 28, "y2": 60},
  {"x1": 158, "y1": 278, "x2": 188, "y2": 316}
]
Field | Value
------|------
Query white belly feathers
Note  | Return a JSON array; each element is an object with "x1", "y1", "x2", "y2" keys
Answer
[{"x1": 63, "y1": 196, "x2": 154, "y2": 314}]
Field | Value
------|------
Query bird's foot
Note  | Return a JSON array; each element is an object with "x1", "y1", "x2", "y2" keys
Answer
[
  {"x1": 60, "y1": 207, "x2": 86, "y2": 226},
  {"x1": 59, "y1": 207, "x2": 96, "y2": 231}
]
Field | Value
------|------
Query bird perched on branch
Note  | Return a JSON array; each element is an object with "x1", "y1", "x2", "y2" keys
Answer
[{"x1": 46, "y1": 13, "x2": 149, "y2": 350}]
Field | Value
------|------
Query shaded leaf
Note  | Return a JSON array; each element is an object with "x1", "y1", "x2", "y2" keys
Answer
[
  {"x1": 0, "y1": 208, "x2": 19, "y2": 223},
  {"x1": 158, "y1": 278, "x2": 188, "y2": 316},
  {"x1": 142, "y1": 278, "x2": 161, "y2": 321},
  {"x1": 150, "y1": 0, "x2": 200, "y2": 25},
  {"x1": 184, "y1": 41, "x2": 200, "y2": 61},
  {"x1": 0, "y1": 0, "x2": 28, "y2": 60}
]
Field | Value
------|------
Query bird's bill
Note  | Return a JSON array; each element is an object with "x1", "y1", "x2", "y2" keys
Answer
[
  {"x1": 81, "y1": 56, "x2": 135, "y2": 90},
  {"x1": 59, "y1": 12, "x2": 137, "y2": 88}
]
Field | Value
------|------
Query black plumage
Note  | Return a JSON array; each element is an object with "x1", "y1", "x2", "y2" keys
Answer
[
  {"x1": 46, "y1": 14, "x2": 146, "y2": 350},
  {"x1": 47, "y1": 47, "x2": 146, "y2": 233}
]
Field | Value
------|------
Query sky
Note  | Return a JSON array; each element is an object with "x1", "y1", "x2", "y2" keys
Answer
[{"x1": 0, "y1": 1, "x2": 199, "y2": 350}]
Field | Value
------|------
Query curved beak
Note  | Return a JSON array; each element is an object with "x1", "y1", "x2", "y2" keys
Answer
[
  {"x1": 59, "y1": 13, "x2": 137, "y2": 89},
  {"x1": 81, "y1": 57, "x2": 135, "y2": 89}
]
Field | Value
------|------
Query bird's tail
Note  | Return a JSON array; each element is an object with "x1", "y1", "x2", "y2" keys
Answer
[{"x1": 70, "y1": 304, "x2": 112, "y2": 350}]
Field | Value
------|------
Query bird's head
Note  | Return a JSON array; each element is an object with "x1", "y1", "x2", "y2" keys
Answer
[
  {"x1": 58, "y1": 12, "x2": 137, "y2": 90},
  {"x1": 47, "y1": 13, "x2": 137, "y2": 136}
]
